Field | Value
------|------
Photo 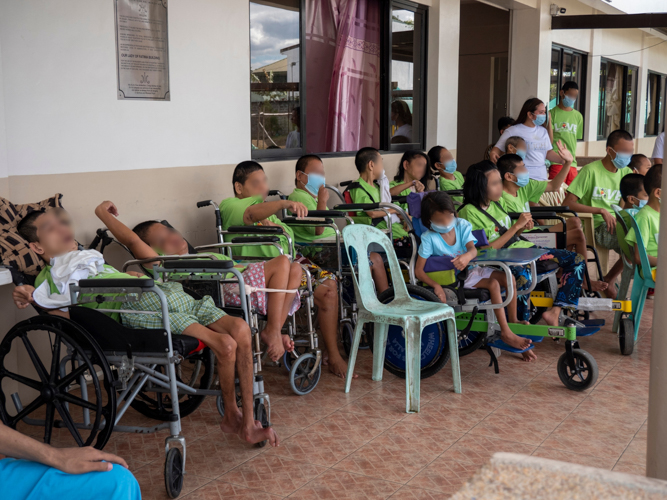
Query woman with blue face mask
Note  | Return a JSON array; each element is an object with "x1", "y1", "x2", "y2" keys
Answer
[{"x1": 490, "y1": 98, "x2": 570, "y2": 182}]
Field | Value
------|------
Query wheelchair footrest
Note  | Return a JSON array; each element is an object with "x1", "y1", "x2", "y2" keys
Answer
[
  {"x1": 487, "y1": 339, "x2": 536, "y2": 353},
  {"x1": 581, "y1": 319, "x2": 605, "y2": 327},
  {"x1": 575, "y1": 318, "x2": 604, "y2": 337}
]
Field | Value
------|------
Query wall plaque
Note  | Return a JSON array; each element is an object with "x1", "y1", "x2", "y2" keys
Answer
[{"x1": 115, "y1": 0, "x2": 170, "y2": 100}]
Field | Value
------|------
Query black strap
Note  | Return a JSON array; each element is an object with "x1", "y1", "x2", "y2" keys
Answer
[
  {"x1": 475, "y1": 202, "x2": 522, "y2": 249},
  {"x1": 345, "y1": 182, "x2": 384, "y2": 227}
]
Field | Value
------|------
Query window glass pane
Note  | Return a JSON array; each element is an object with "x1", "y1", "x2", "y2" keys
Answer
[
  {"x1": 625, "y1": 67, "x2": 637, "y2": 134},
  {"x1": 646, "y1": 73, "x2": 659, "y2": 136},
  {"x1": 598, "y1": 61, "x2": 608, "y2": 138},
  {"x1": 549, "y1": 48, "x2": 560, "y2": 110},
  {"x1": 390, "y1": 8, "x2": 420, "y2": 147},
  {"x1": 250, "y1": 1, "x2": 301, "y2": 151},
  {"x1": 305, "y1": 0, "x2": 382, "y2": 153},
  {"x1": 570, "y1": 53, "x2": 583, "y2": 112}
]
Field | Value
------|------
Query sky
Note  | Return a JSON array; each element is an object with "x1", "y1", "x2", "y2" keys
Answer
[{"x1": 250, "y1": 3, "x2": 299, "y2": 70}]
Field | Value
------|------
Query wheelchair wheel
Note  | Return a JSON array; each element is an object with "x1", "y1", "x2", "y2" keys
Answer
[
  {"x1": 164, "y1": 447, "x2": 184, "y2": 498},
  {"x1": 131, "y1": 347, "x2": 215, "y2": 421},
  {"x1": 282, "y1": 346, "x2": 304, "y2": 372},
  {"x1": 557, "y1": 349, "x2": 598, "y2": 391},
  {"x1": 289, "y1": 353, "x2": 321, "y2": 395},
  {"x1": 564, "y1": 308, "x2": 590, "y2": 323},
  {"x1": 215, "y1": 378, "x2": 242, "y2": 418},
  {"x1": 0, "y1": 317, "x2": 116, "y2": 450},
  {"x1": 368, "y1": 285, "x2": 450, "y2": 380},
  {"x1": 254, "y1": 397, "x2": 270, "y2": 448},
  {"x1": 619, "y1": 318, "x2": 635, "y2": 356},
  {"x1": 458, "y1": 328, "x2": 486, "y2": 357}
]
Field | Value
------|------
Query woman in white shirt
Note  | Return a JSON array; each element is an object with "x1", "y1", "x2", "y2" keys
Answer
[
  {"x1": 490, "y1": 98, "x2": 567, "y2": 181},
  {"x1": 391, "y1": 100, "x2": 413, "y2": 142}
]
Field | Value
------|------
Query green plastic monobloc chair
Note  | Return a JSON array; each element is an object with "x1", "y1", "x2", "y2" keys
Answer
[
  {"x1": 342, "y1": 224, "x2": 461, "y2": 413},
  {"x1": 612, "y1": 205, "x2": 635, "y2": 336}
]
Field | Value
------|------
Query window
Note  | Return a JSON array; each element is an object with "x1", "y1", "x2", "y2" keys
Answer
[
  {"x1": 249, "y1": 0, "x2": 428, "y2": 159},
  {"x1": 645, "y1": 71, "x2": 667, "y2": 137},
  {"x1": 598, "y1": 59, "x2": 638, "y2": 139},
  {"x1": 549, "y1": 45, "x2": 587, "y2": 117}
]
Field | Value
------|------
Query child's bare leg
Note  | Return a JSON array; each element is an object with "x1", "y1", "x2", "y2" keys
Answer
[
  {"x1": 181, "y1": 323, "x2": 242, "y2": 434},
  {"x1": 603, "y1": 259, "x2": 623, "y2": 299},
  {"x1": 491, "y1": 271, "x2": 518, "y2": 323},
  {"x1": 541, "y1": 305, "x2": 562, "y2": 326},
  {"x1": 555, "y1": 219, "x2": 607, "y2": 292},
  {"x1": 314, "y1": 280, "x2": 355, "y2": 379},
  {"x1": 259, "y1": 256, "x2": 296, "y2": 361},
  {"x1": 207, "y1": 316, "x2": 279, "y2": 446},
  {"x1": 369, "y1": 252, "x2": 389, "y2": 294},
  {"x1": 476, "y1": 277, "x2": 532, "y2": 351}
]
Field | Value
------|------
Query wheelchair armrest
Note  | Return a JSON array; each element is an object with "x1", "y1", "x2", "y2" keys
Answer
[
  {"x1": 226, "y1": 225, "x2": 284, "y2": 235},
  {"x1": 268, "y1": 190, "x2": 287, "y2": 199},
  {"x1": 231, "y1": 236, "x2": 280, "y2": 244},
  {"x1": 307, "y1": 210, "x2": 347, "y2": 218},
  {"x1": 283, "y1": 217, "x2": 335, "y2": 225},
  {"x1": 508, "y1": 211, "x2": 559, "y2": 219},
  {"x1": 162, "y1": 259, "x2": 233, "y2": 270},
  {"x1": 530, "y1": 205, "x2": 570, "y2": 213},
  {"x1": 333, "y1": 203, "x2": 380, "y2": 211},
  {"x1": 391, "y1": 196, "x2": 407, "y2": 204},
  {"x1": 79, "y1": 278, "x2": 154, "y2": 288},
  {"x1": 445, "y1": 189, "x2": 464, "y2": 196}
]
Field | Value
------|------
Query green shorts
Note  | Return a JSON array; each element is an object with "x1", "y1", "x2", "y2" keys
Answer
[
  {"x1": 594, "y1": 224, "x2": 621, "y2": 253},
  {"x1": 121, "y1": 281, "x2": 226, "y2": 335}
]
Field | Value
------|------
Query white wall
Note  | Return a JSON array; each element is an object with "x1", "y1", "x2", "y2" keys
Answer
[
  {"x1": 0, "y1": 0, "x2": 251, "y2": 177},
  {"x1": 0, "y1": 35, "x2": 8, "y2": 180}
]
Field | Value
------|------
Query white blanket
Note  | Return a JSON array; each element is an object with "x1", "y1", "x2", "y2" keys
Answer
[
  {"x1": 33, "y1": 250, "x2": 106, "y2": 309},
  {"x1": 377, "y1": 172, "x2": 401, "y2": 225}
]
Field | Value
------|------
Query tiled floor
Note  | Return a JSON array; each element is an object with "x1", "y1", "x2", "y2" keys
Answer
[{"x1": 105, "y1": 299, "x2": 655, "y2": 498}]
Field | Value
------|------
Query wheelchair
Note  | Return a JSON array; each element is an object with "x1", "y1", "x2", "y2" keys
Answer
[{"x1": 0, "y1": 258, "x2": 266, "y2": 499}]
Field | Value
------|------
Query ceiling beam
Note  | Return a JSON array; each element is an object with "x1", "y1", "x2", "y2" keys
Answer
[{"x1": 551, "y1": 13, "x2": 667, "y2": 30}]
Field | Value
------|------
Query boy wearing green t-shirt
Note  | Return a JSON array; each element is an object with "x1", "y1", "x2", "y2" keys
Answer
[
  {"x1": 347, "y1": 147, "x2": 408, "y2": 240},
  {"x1": 563, "y1": 129, "x2": 635, "y2": 298},
  {"x1": 550, "y1": 82, "x2": 584, "y2": 166},
  {"x1": 13, "y1": 208, "x2": 279, "y2": 447},
  {"x1": 626, "y1": 164, "x2": 661, "y2": 269}
]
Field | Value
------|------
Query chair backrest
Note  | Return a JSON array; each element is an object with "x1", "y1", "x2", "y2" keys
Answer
[
  {"x1": 538, "y1": 187, "x2": 566, "y2": 207},
  {"x1": 624, "y1": 209, "x2": 656, "y2": 285},
  {"x1": 342, "y1": 224, "x2": 409, "y2": 311},
  {"x1": 612, "y1": 205, "x2": 635, "y2": 268}
]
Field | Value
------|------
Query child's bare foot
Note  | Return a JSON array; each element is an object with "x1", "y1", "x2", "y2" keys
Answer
[
  {"x1": 219, "y1": 409, "x2": 243, "y2": 434},
  {"x1": 282, "y1": 334, "x2": 294, "y2": 353},
  {"x1": 328, "y1": 356, "x2": 358, "y2": 379},
  {"x1": 239, "y1": 420, "x2": 280, "y2": 447},
  {"x1": 260, "y1": 328, "x2": 285, "y2": 361},
  {"x1": 585, "y1": 280, "x2": 608, "y2": 293},
  {"x1": 500, "y1": 329, "x2": 532, "y2": 350},
  {"x1": 541, "y1": 308, "x2": 560, "y2": 326},
  {"x1": 521, "y1": 350, "x2": 537, "y2": 362}
]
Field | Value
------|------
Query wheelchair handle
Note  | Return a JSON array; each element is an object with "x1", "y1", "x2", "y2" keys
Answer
[
  {"x1": 268, "y1": 190, "x2": 287, "y2": 200},
  {"x1": 391, "y1": 196, "x2": 407, "y2": 204},
  {"x1": 530, "y1": 205, "x2": 570, "y2": 212},
  {"x1": 196, "y1": 200, "x2": 214, "y2": 208},
  {"x1": 509, "y1": 211, "x2": 560, "y2": 219},
  {"x1": 226, "y1": 225, "x2": 284, "y2": 235},
  {"x1": 339, "y1": 180, "x2": 353, "y2": 187},
  {"x1": 333, "y1": 203, "x2": 380, "y2": 211},
  {"x1": 306, "y1": 210, "x2": 347, "y2": 218},
  {"x1": 445, "y1": 189, "x2": 464, "y2": 196}
]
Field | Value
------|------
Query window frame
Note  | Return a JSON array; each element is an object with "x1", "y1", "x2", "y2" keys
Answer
[
  {"x1": 645, "y1": 70, "x2": 667, "y2": 138},
  {"x1": 597, "y1": 58, "x2": 638, "y2": 140},
  {"x1": 549, "y1": 44, "x2": 588, "y2": 140},
  {"x1": 249, "y1": 0, "x2": 428, "y2": 161}
]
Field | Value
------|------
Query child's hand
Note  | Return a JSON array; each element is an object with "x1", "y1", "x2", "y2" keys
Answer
[
  {"x1": 600, "y1": 209, "x2": 616, "y2": 233},
  {"x1": 514, "y1": 212, "x2": 532, "y2": 230},
  {"x1": 414, "y1": 180, "x2": 425, "y2": 193},
  {"x1": 285, "y1": 200, "x2": 308, "y2": 218},
  {"x1": 524, "y1": 217, "x2": 535, "y2": 231},
  {"x1": 554, "y1": 140, "x2": 573, "y2": 165},
  {"x1": 433, "y1": 284, "x2": 447, "y2": 303},
  {"x1": 317, "y1": 184, "x2": 329, "y2": 205},
  {"x1": 96, "y1": 201, "x2": 119, "y2": 217},
  {"x1": 451, "y1": 254, "x2": 471, "y2": 271},
  {"x1": 13, "y1": 285, "x2": 35, "y2": 309}
]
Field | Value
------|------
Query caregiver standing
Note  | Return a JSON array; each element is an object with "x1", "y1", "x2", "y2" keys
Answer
[{"x1": 490, "y1": 98, "x2": 568, "y2": 181}]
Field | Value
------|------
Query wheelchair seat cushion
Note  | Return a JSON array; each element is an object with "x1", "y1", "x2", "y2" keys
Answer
[{"x1": 0, "y1": 194, "x2": 64, "y2": 276}]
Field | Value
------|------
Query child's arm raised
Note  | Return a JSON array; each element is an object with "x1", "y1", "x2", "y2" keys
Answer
[
  {"x1": 545, "y1": 140, "x2": 573, "y2": 192},
  {"x1": 243, "y1": 200, "x2": 307, "y2": 225},
  {"x1": 95, "y1": 201, "x2": 158, "y2": 261},
  {"x1": 415, "y1": 256, "x2": 448, "y2": 303}
]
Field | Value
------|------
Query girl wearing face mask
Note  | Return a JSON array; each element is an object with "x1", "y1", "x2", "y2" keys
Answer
[
  {"x1": 390, "y1": 150, "x2": 432, "y2": 212},
  {"x1": 414, "y1": 191, "x2": 531, "y2": 354},
  {"x1": 489, "y1": 98, "x2": 569, "y2": 182},
  {"x1": 428, "y1": 146, "x2": 464, "y2": 202}
]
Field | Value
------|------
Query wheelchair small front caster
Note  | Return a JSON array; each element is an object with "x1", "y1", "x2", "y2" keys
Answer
[
  {"x1": 289, "y1": 353, "x2": 321, "y2": 396},
  {"x1": 254, "y1": 398, "x2": 270, "y2": 448},
  {"x1": 164, "y1": 447, "x2": 184, "y2": 498},
  {"x1": 557, "y1": 348, "x2": 598, "y2": 391},
  {"x1": 619, "y1": 318, "x2": 635, "y2": 355}
]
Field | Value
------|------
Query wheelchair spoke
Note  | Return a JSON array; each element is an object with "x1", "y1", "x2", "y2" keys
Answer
[
  {"x1": 2, "y1": 370, "x2": 42, "y2": 391},
  {"x1": 49, "y1": 333, "x2": 62, "y2": 383},
  {"x1": 43, "y1": 402, "x2": 55, "y2": 444},
  {"x1": 58, "y1": 392, "x2": 99, "y2": 412},
  {"x1": 56, "y1": 364, "x2": 89, "y2": 390},
  {"x1": 9, "y1": 395, "x2": 45, "y2": 427},
  {"x1": 21, "y1": 335, "x2": 50, "y2": 383},
  {"x1": 54, "y1": 400, "x2": 84, "y2": 447}
]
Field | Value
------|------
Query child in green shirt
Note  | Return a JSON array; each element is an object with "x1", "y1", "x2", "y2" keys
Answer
[
  {"x1": 629, "y1": 154, "x2": 651, "y2": 176},
  {"x1": 14, "y1": 208, "x2": 278, "y2": 447},
  {"x1": 95, "y1": 200, "x2": 301, "y2": 364},
  {"x1": 389, "y1": 151, "x2": 431, "y2": 209},
  {"x1": 563, "y1": 129, "x2": 635, "y2": 298},
  {"x1": 347, "y1": 147, "x2": 409, "y2": 240},
  {"x1": 620, "y1": 173, "x2": 649, "y2": 216},
  {"x1": 626, "y1": 164, "x2": 661, "y2": 269},
  {"x1": 550, "y1": 81, "x2": 584, "y2": 167},
  {"x1": 428, "y1": 146, "x2": 464, "y2": 199}
]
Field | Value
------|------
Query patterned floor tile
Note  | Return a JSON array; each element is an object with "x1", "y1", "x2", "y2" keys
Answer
[
  {"x1": 220, "y1": 455, "x2": 327, "y2": 496},
  {"x1": 184, "y1": 480, "x2": 283, "y2": 499},
  {"x1": 389, "y1": 485, "x2": 447, "y2": 499},
  {"x1": 531, "y1": 446, "x2": 617, "y2": 470},
  {"x1": 290, "y1": 469, "x2": 401, "y2": 499},
  {"x1": 406, "y1": 456, "x2": 481, "y2": 495}
]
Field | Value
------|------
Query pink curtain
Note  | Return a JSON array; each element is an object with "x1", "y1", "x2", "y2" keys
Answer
[{"x1": 306, "y1": 0, "x2": 381, "y2": 153}]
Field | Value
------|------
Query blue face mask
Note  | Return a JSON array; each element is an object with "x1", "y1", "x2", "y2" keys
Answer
[
  {"x1": 562, "y1": 95, "x2": 577, "y2": 108},
  {"x1": 444, "y1": 160, "x2": 457, "y2": 174},
  {"x1": 303, "y1": 172, "x2": 326, "y2": 196},
  {"x1": 513, "y1": 172, "x2": 530, "y2": 188},
  {"x1": 634, "y1": 199, "x2": 648, "y2": 210},
  {"x1": 532, "y1": 113, "x2": 547, "y2": 126},
  {"x1": 515, "y1": 149, "x2": 527, "y2": 161},
  {"x1": 610, "y1": 148, "x2": 632, "y2": 169},
  {"x1": 431, "y1": 220, "x2": 456, "y2": 234}
]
